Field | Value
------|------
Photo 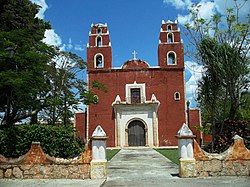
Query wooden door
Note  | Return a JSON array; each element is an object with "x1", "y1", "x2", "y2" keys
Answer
[{"x1": 128, "y1": 120, "x2": 145, "y2": 146}]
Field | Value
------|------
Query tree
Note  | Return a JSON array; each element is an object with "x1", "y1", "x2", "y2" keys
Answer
[
  {"x1": 184, "y1": 1, "x2": 250, "y2": 151},
  {"x1": 0, "y1": 0, "x2": 56, "y2": 127},
  {"x1": 37, "y1": 51, "x2": 86, "y2": 126},
  {"x1": 0, "y1": 0, "x2": 106, "y2": 127}
]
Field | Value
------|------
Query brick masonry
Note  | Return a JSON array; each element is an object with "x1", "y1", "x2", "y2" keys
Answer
[
  {"x1": 0, "y1": 142, "x2": 92, "y2": 179},
  {"x1": 193, "y1": 135, "x2": 250, "y2": 176},
  {"x1": 83, "y1": 21, "x2": 192, "y2": 147},
  {"x1": 75, "y1": 112, "x2": 86, "y2": 140}
]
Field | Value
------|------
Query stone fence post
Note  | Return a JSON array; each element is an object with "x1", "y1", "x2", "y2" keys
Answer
[
  {"x1": 175, "y1": 123, "x2": 196, "y2": 177},
  {"x1": 90, "y1": 125, "x2": 108, "y2": 179}
]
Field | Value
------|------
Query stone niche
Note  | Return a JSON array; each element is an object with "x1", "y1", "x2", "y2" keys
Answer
[
  {"x1": 90, "y1": 125, "x2": 108, "y2": 179},
  {"x1": 176, "y1": 123, "x2": 196, "y2": 178}
]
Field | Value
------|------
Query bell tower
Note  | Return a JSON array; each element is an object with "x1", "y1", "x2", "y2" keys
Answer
[
  {"x1": 158, "y1": 20, "x2": 184, "y2": 68},
  {"x1": 87, "y1": 23, "x2": 112, "y2": 70}
]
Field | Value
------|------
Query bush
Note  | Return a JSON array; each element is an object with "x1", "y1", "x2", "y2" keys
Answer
[
  {"x1": 0, "y1": 124, "x2": 85, "y2": 158},
  {"x1": 204, "y1": 120, "x2": 250, "y2": 153}
]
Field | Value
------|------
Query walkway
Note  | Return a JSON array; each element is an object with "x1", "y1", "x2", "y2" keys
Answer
[
  {"x1": 102, "y1": 148, "x2": 249, "y2": 187},
  {"x1": 1, "y1": 148, "x2": 249, "y2": 187}
]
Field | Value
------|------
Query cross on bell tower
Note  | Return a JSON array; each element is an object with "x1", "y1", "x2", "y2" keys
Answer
[{"x1": 132, "y1": 50, "x2": 138, "y2": 60}]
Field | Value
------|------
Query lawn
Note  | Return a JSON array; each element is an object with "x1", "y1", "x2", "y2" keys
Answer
[
  {"x1": 155, "y1": 149, "x2": 179, "y2": 165},
  {"x1": 106, "y1": 149, "x2": 120, "y2": 161}
]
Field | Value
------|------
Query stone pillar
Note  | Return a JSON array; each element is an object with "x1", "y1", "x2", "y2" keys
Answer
[
  {"x1": 151, "y1": 94, "x2": 159, "y2": 147},
  {"x1": 175, "y1": 123, "x2": 196, "y2": 178},
  {"x1": 116, "y1": 111, "x2": 121, "y2": 147},
  {"x1": 152, "y1": 110, "x2": 158, "y2": 146},
  {"x1": 90, "y1": 125, "x2": 108, "y2": 179}
]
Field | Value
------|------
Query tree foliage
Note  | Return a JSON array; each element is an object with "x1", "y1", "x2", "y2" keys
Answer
[
  {"x1": 38, "y1": 51, "x2": 86, "y2": 125},
  {"x1": 0, "y1": 0, "x2": 55, "y2": 126},
  {"x1": 184, "y1": 1, "x2": 250, "y2": 152},
  {"x1": 0, "y1": 124, "x2": 84, "y2": 158},
  {"x1": 0, "y1": 0, "x2": 107, "y2": 127}
]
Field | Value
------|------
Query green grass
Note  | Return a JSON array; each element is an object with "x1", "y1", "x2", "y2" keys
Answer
[
  {"x1": 106, "y1": 149, "x2": 120, "y2": 161},
  {"x1": 155, "y1": 149, "x2": 179, "y2": 165}
]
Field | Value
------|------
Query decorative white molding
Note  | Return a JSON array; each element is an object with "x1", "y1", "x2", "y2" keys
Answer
[
  {"x1": 125, "y1": 82, "x2": 146, "y2": 103},
  {"x1": 113, "y1": 104, "x2": 159, "y2": 147},
  {"x1": 167, "y1": 51, "x2": 177, "y2": 65},
  {"x1": 95, "y1": 35, "x2": 102, "y2": 47},
  {"x1": 114, "y1": 95, "x2": 121, "y2": 104},
  {"x1": 94, "y1": 23, "x2": 107, "y2": 27},
  {"x1": 177, "y1": 123, "x2": 193, "y2": 136},
  {"x1": 91, "y1": 125, "x2": 107, "y2": 179},
  {"x1": 92, "y1": 125, "x2": 106, "y2": 137},
  {"x1": 151, "y1": 94, "x2": 158, "y2": 102},
  {"x1": 167, "y1": 33, "x2": 174, "y2": 43},
  {"x1": 174, "y1": 92, "x2": 181, "y2": 101},
  {"x1": 233, "y1": 135, "x2": 243, "y2": 140},
  {"x1": 94, "y1": 53, "x2": 104, "y2": 68}
]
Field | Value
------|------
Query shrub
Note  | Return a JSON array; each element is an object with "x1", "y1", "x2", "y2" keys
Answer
[
  {"x1": 203, "y1": 120, "x2": 250, "y2": 153},
  {"x1": 0, "y1": 124, "x2": 84, "y2": 158}
]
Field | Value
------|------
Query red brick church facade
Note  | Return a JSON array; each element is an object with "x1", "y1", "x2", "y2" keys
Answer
[{"x1": 75, "y1": 20, "x2": 201, "y2": 147}]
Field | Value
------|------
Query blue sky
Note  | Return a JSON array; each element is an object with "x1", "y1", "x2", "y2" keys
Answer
[{"x1": 31, "y1": 0, "x2": 249, "y2": 108}]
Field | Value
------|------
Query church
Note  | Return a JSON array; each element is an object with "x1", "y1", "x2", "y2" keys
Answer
[{"x1": 75, "y1": 19, "x2": 201, "y2": 147}]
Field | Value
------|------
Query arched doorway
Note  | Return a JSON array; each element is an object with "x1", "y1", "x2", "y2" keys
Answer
[{"x1": 128, "y1": 120, "x2": 146, "y2": 146}]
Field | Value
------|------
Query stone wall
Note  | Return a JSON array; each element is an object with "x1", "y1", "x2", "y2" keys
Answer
[
  {"x1": 194, "y1": 135, "x2": 250, "y2": 177},
  {"x1": 0, "y1": 142, "x2": 92, "y2": 179}
]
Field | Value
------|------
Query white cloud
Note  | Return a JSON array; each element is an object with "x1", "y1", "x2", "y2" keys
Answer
[
  {"x1": 31, "y1": 0, "x2": 48, "y2": 19},
  {"x1": 175, "y1": 1, "x2": 217, "y2": 25},
  {"x1": 197, "y1": 1, "x2": 216, "y2": 20},
  {"x1": 177, "y1": 13, "x2": 191, "y2": 26},
  {"x1": 32, "y1": 0, "x2": 85, "y2": 53},
  {"x1": 172, "y1": 0, "x2": 249, "y2": 26},
  {"x1": 74, "y1": 44, "x2": 85, "y2": 51},
  {"x1": 31, "y1": 0, "x2": 63, "y2": 48},
  {"x1": 163, "y1": 0, "x2": 192, "y2": 10},
  {"x1": 66, "y1": 38, "x2": 73, "y2": 50},
  {"x1": 43, "y1": 29, "x2": 62, "y2": 47},
  {"x1": 63, "y1": 38, "x2": 84, "y2": 52},
  {"x1": 185, "y1": 61, "x2": 204, "y2": 107},
  {"x1": 215, "y1": 0, "x2": 250, "y2": 17},
  {"x1": 42, "y1": 27, "x2": 84, "y2": 53}
]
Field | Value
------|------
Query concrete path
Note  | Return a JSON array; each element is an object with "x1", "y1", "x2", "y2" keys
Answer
[
  {"x1": 102, "y1": 148, "x2": 250, "y2": 187},
  {"x1": 0, "y1": 179, "x2": 105, "y2": 187},
  {"x1": 1, "y1": 148, "x2": 249, "y2": 187}
]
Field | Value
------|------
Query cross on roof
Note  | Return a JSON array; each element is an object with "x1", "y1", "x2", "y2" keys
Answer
[{"x1": 132, "y1": 50, "x2": 138, "y2": 60}]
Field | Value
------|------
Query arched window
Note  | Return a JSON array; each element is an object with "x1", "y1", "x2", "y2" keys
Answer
[
  {"x1": 167, "y1": 51, "x2": 177, "y2": 65},
  {"x1": 96, "y1": 36, "x2": 102, "y2": 47},
  {"x1": 174, "y1": 92, "x2": 180, "y2": 101},
  {"x1": 168, "y1": 33, "x2": 174, "y2": 43},
  {"x1": 167, "y1": 25, "x2": 172, "y2": 31},
  {"x1": 97, "y1": 28, "x2": 102, "y2": 34},
  {"x1": 94, "y1": 53, "x2": 104, "y2": 68}
]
